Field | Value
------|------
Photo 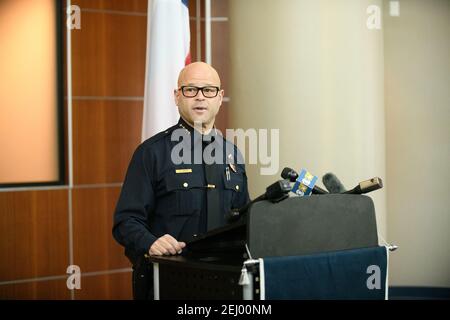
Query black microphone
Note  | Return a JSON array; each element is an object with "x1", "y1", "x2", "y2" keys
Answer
[
  {"x1": 323, "y1": 172, "x2": 383, "y2": 195},
  {"x1": 281, "y1": 167, "x2": 328, "y2": 194},
  {"x1": 281, "y1": 167, "x2": 298, "y2": 182},
  {"x1": 322, "y1": 172, "x2": 346, "y2": 193},
  {"x1": 227, "y1": 179, "x2": 291, "y2": 222}
]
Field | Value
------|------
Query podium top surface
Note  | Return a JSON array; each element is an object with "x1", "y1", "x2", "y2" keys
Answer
[{"x1": 146, "y1": 254, "x2": 243, "y2": 272}]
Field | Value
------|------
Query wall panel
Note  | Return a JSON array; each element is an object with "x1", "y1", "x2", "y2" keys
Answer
[
  {"x1": 72, "y1": 187, "x2": 130, "y2": 272},
  {"x1": 73, "y1": 100, "x2": 142, "y2": 185},
  {"x1": 0, "y1": 190, "x2": 68, "y2": 281}
]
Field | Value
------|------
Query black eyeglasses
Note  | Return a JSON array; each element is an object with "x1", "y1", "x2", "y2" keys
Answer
[{"x1": 179, "y1": 86, "x2": 220, "y2": 98}]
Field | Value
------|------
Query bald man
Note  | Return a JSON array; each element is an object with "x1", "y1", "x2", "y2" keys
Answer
[
  {"x1": 175, "y1": 62, "x2": 223, "y2": 133},
  {"x1": 113, "y1": 62, "x2": 250, "y2": 299}
]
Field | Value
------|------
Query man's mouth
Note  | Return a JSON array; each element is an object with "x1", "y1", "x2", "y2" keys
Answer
[{"x1": 193, "y1": 106, "x2": 207, "y2": 112}]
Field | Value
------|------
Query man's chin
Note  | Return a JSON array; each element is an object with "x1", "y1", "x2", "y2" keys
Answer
[{"x1": 191, "y1": 116, "x2": 208, "y2": 126}]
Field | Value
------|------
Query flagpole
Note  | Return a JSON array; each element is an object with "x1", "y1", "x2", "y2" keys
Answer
[
  {"x1": 205, "y1": 0, "x2": 211, "y2": 64},
  {"x1": 196, "y1": 0, "x2": 201, "y2": 61}
]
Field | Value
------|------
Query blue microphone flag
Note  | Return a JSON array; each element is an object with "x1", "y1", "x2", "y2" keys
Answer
[{"x1": 291, "y1": 169, "x2": 318, "y2": 196}]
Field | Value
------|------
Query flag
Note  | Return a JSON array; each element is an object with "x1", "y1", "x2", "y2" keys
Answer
[{"x1": 142, "y1": 0, "x2": 191, "y2": 141}]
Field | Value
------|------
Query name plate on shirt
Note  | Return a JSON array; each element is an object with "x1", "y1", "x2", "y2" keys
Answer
[{"x1": 175, "y1": 169, "x2": 193, "y2": 174}]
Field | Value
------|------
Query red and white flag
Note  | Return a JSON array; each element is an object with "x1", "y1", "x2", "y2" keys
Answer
[{"x1": 142, "y1": 0, "x2": 191, "y2": 141}]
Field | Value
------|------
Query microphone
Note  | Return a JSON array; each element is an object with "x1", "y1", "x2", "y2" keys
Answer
[
  {"x1": 323, "y1": 172, "x2": 383, "y2": 195},
  {"x1": 281, "y1": 167, "x2": 328, "y2": 195},
  {"x1": 345, "y1": 177, "x2": 383, "y2": 195},
  {"x1": 227, "y1": 179, "x2": 291, "y2": 222},
  {"x1": 281, "y1": 167, "x2": 298, "y2": 182},
  {"x1": 265, "y1": 179, "x2": 292, "y2": 202},
  {"x1": 322, "y1": 172, "x2": 346, "y2": 193}
]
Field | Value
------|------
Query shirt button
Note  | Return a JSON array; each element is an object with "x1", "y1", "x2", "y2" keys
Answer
[
  {"x1": 183, "y1": 182, "x2": 188, "y2": 188},
  {"x1": 235, "y1": 185, "x2": 240, "y2": 190}
]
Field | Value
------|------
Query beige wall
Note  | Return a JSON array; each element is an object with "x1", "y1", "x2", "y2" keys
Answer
[
  {"x1": 384, "y1": 0, "x2": 450, "y2": 287},
  {"x1": 229, "y1": 0, "x2": 449, "y2": 288},
  {"x1": 229, "y1": 0, "x2": 387, "y2": 236}
]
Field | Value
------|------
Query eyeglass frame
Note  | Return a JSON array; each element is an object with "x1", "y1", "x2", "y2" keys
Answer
[{"x1": 178, "y1": 85, "x2": 221, "y2": 98}]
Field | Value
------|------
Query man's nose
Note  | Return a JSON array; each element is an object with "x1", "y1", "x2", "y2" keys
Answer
[{"x1": 196, "y1": 91, "x2": 206, "y2": 99}]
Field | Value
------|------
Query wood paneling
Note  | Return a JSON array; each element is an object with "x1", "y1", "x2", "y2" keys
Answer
[
  {"x1": 0, "y1": 190, "x2": 69, "y2": 281},
  {"x1": 215, "y1": 101, "x2": 229, "y2": 133},
  {"x1": 211, "y1": 1, "x2": 230, "y2": 131},
  {"x1": 0, "y1": 0, "x2": 232, "y2": 300},
  {"x1": 189, "y1": 0, "x2": 208, "y2": 63},
  {"x1": 73, "y1": 0, "x2": 147, "y2": 13},
  {"x1": 212, "y1": 22, "x2": 230, "y2": 95},
  {"x1": 72, "y1": 187, "x2": 130, "y2": 272},
  {"x1": 74, "y1": 271, "x2": 132, "y2": 300},
  {"x1": 71, "y1": 11, "x2": 147, "y2": 97},
  {"x1": 189, "y1": 17, "x2": 199, "y2": 62},
  {"x1": 0, "y1": 279, "x2": 70, "y2": 300},
  {"x1": 212, "y1": 0, "x2": 229, "y2": 17},
  {"x1": 73, "y1": 100, "x2": 142, "y2": 184}
]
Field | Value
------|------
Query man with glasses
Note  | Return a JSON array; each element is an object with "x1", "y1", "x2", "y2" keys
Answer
[{"x1": 113, "y1": 62, "x2": 250, "y2": 299}]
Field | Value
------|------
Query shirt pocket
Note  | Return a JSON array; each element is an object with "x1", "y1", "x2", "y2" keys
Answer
[
  {"x1": 223, "y1": 169, "x2": 245, "y2": 212},
  {"x1": 164, "y1": 171, "x2": 204, "y2": 216}
]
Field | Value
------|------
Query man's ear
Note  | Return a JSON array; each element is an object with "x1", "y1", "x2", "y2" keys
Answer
[
  {"x1": 173, "y1": 89, "x2": 179, "y2": 106},
  {"x1": 219, "y1": 89, "x2": 224, "y2": 105}
]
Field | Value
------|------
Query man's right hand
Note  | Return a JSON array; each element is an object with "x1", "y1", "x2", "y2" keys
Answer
[{"x1": 149, "y1": 234, "x2": 186, "y2": 256}]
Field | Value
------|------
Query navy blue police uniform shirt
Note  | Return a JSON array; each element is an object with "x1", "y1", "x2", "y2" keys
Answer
[{"x1": 113, "y1": 118, "x2": 250, "y2": 265}]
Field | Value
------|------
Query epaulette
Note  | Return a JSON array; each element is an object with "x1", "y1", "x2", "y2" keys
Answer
[{"x1": 141, "y1": 123, "x2": 179, "y2": 147}]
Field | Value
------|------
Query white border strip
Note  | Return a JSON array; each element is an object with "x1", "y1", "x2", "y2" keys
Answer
[
  {"x1": 0, "y1": 268, "x2": 132, "y2": 286},
  {"x1": 74, "y1": 183, "x2": 123, "y2": 189},
  {"x1": 0, "y1": 185, "x2": 70, "y2": 193},
  {"x1": 81, "y1": 267, "x2": 132, "y2": 278},
  {"x1": 66, "y1": 1, "x2": 73, "y2": 190},
  {"x1": 0, "y1": 274, "x2": 68, "y2": 286},
  {"x1": 0, "y1": 183, "x2": 122, "y2": 193},
  {"x1": 242, "y1": 270, "x2": 254, "y2": 300},
  {"x1": 71, "y1": 96, "x2": 144, "y2": 101},
  {"x1": 81, "y1": 8, "x2": 147, "y2": 17},
  {"x1": 153, "y1": 263, "x2": 160, "y2": 300},
  {"x1": 258, "y1": 258, "x2": 265, "y2": 300},
  {"x1": 189, "y1": 17, "x2": 228, "y2": 22},
  {"x1": 385, "y1": 246, "x2": 389, "y2": 300},
  {"x1": 209, "y1": 17, "x2": 228, "y2": 22},
  {"x1": 66, "y1": 0, "x2": 74, "y2": 300}
]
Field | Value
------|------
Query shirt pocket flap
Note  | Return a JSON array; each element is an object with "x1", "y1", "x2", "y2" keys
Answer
[
  {"x1": 165, "y1": 171, "x2": 204, "y2": 192},
  {"x1": 223, "y1": 172, "x2": 244, "y2": 192}
]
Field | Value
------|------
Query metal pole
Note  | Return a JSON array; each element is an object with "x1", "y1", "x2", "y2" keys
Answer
[
  {"x1": 205, "y1": 0, "x2": 211, "y2": 64},
  {"x1": 153, "y1": 263, "x2": 160, "y2": 300}
]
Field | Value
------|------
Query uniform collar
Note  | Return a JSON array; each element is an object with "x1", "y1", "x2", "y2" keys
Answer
[
  {"x1": 177, "y1": 117, "x2": 219, "y2": 145},
  {"x1": 177, "y1": 117, "x2": 195, "y2": 134},
  {"x1": 174, "y1": 118, "x2": 228, "y2": 163}
]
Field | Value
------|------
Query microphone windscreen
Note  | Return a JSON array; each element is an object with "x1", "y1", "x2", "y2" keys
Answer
[
  {"x1": 322, "y1": 173, "x2": 346, "y2": 193},
  {"x1": 281, "y1": 167, "x2": 298, "y2": 182}
]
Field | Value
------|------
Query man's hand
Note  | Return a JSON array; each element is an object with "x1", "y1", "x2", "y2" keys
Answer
[{"x1": 149, "y1": 234, "x2": 186, "y2": 256}]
